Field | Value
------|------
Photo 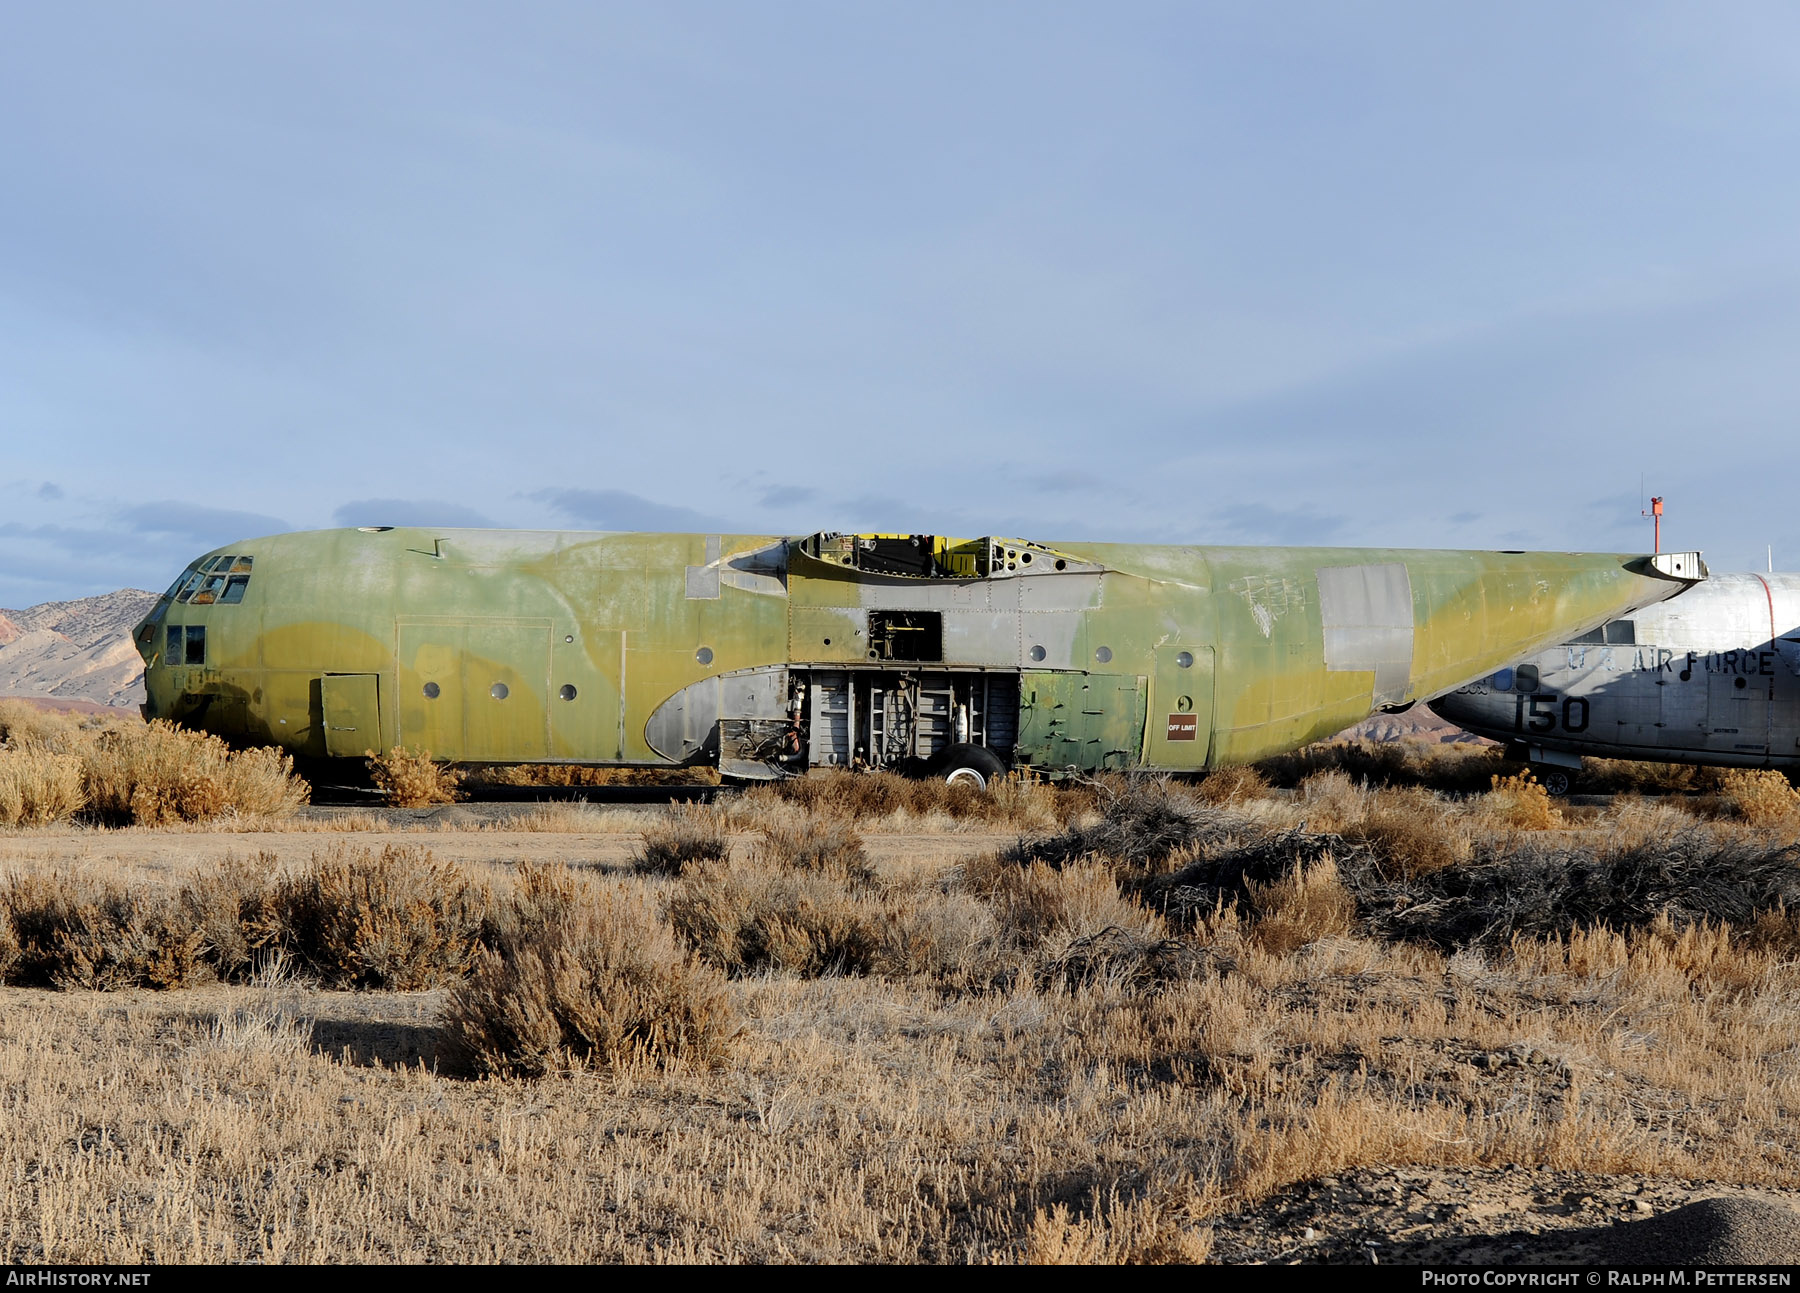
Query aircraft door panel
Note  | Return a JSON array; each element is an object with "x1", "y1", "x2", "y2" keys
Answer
[
  {"x1": 1659, "y1": 667, "x2": 1707, "y2": 749},
  {"x1": 320, "y1": 673, "x2": 381, "y2": 758},
  {"x1": 397, "y1": 624, "x2": 464, "y2": 758},
  {"x1": 1015, "y1": 673, "x2": 1146, "y2": 772},
  {"x1": 397, "y1": 619, "x2": 552, "y2": 762},
  {"x1": 1148, "y1": 645, "x2": 1215, "y2": 769},
  {"x1": 1707, "y1": 666, "x2": 1771, "y2": 759}
]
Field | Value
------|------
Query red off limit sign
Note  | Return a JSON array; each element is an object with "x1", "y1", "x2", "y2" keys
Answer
[{"x1": 1166, "y1": 714, "x2": 1199, "y2": 741}]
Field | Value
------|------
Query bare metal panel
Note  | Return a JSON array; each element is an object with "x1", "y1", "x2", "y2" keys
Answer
[
  {"x1": 809, "y1": 671, "x2": 851, "y2": 766},
  {"x1": 685, "y1": 535, "x2": 723, "y2": 600},
  {"x1": 1017, "y1": 572, "x2": 1103, "y2": 611},
  {"x1": 941, "y1": 610, "x2": 1022, "y2": 665},
  {"x1": 645, "y1": 664, "x2": 789, "y2": 763},
  {"x1": 1317, "y1": 563, "x2": 1414, "y2": 706}
]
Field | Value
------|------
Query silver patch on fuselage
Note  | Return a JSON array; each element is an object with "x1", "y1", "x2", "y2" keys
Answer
[{"x1": 1316, "y1": 563, "x2": 1414, "y2": 706}]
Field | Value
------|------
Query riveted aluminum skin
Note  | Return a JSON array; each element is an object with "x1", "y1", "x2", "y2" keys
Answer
[
  {"x1": 1432, "y1": 570, "x2": 1800, "y2": 773},
  {"x1": 134, "y1": 528, "x2": 1705, "y2": 775}
]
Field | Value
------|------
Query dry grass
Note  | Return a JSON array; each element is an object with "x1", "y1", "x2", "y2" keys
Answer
[
  {"x1": 365, "y1": 746, "x2": 463, "y2": 807},
  {"x1": 1718, "y1": 768, "x2": 1800, "y2": 828},
  {"x1": 0, "y1": 708, "x2": 307, "y2": 827},
  {"x1": 274, "y1": 844, "x2": 490, "y2": 989},
  {"x1": 1481, "y1": 770, "x2": 1564, "y2": 830},
  {"x1": 0, "y1": 750, "x2": 85, "y2": 826},
  {"x1": 736, "y1": 769, "x2": 1076, "y2": 834},
  {"x1": 442, "y1": 863, "x2": 736, "y2": 1078},
  {"x1": 14, "y1": 764, "x2": 1800, "y2": 1261},
  {"x1": 0, "y1": 704, "x2": 305, "y2": 828},
  {"x1": 1245, "y1": 858, "x2": 1357, "y2": 955},
  {"x1": 631, "y1": 804, "x2": 731, "y2": 875}
]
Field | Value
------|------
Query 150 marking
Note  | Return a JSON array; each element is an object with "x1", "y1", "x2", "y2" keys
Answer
[{"x1": 1514, "y1": 692, "x2": 1590, "y2": 733}]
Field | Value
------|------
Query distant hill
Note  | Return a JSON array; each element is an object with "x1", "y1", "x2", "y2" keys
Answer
[
  {"x1": 0, "y1": 590, "x2": 158, "y2": 709},
  {"x1": 1333, "y1": 704, "x2": 1491, "y2": 745}
]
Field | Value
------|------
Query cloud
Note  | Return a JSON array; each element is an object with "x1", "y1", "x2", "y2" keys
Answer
[
  {"x1": 333, "y1": 498, "x2": 498, "y2": 528},
  {"x1": 117, "y1": 503, "x2": 289, "y2": 544},
  {"x1": 758, "y1": 485, "x2": 817, "y2": 509},
  {"x1": 35, "y1": 482, "x2": 62, "y2": 500},
  {"x1": 530, "y1": 488, "x2": 727, "y2": 532}
]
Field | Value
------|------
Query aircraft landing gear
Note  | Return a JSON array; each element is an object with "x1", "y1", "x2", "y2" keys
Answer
[
  {"x1": 937, "y1": 743, "x2": 1007, "y2": 790},
  {"x1": 1532, "y1": 765, "x2": 1574, "y2": 797}
]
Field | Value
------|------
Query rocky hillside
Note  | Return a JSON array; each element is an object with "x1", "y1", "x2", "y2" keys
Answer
[{"x1": 0, "y1": 590, "x2": 158, "y2": 709}]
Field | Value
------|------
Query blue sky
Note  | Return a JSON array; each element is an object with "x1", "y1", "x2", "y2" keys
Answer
[{"x1": 4, "y1": 2, "x2": 1800, "y2": 605}]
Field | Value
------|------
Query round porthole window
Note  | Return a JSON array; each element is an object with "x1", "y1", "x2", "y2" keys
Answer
[
  {"x1": 1176, "y1": 651, "x2": 1194, "y2": 669},
  {"x1": 1029, "y1": 645, "x2": 1047, "y2": 662},
  {"x1": 559, "y1": 684, "x2": 577, "y2": 701},
  {"x1": 490, "y1": 682, "x2": 509, "y2": 700},
  {"x1": 695, "y1": 646, "x2": 714, "y2": 666},
  {"x1": 422, "y1": 682, "x2": 440, "y2": 699},
  {"x1": 1094, "y1": 646, "x2": 1113, "y2": 664},
  {"x1": 564, "y1": 634, "x2": 574, "y2": 644}
]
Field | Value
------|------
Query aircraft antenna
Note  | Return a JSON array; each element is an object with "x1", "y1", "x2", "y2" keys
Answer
[{"x1": 1641, "y1": 494, "x2": 1663, "y2": 553}]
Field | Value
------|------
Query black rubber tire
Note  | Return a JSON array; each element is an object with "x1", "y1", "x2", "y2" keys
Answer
[
  {"x1": 1533, "y1": 765, "x2": 1574, "y2": 797},
  {"x1": 937, "y1": 743, "x2": 1007, "y2": 790}
]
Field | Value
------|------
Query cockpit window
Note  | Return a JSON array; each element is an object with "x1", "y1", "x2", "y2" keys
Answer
[
  {"x1": 162, "y1": 567, "x2": 195, "y2": 600},
  {"x1": 174, "y1": 570, "x2": 206, "y2": 603},
  {"x1": 173, "y1": 556, "x2": 253, "y2": 605},
  {"x1": 166, "y1": 624, "x2": 205, "y2": 665}
]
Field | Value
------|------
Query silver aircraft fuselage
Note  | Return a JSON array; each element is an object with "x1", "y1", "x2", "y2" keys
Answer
[{"x1": 1430, "y1": 572, "x2": 1800, "y2": 774}]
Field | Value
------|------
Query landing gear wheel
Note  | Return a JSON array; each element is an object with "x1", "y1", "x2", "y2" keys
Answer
[
  {"x1": 938, "y1": 743, "x2": 1007, "y2": 791},
  {"x1": 1533, "y1": 766, "x2": 1573, "y2": 797}
]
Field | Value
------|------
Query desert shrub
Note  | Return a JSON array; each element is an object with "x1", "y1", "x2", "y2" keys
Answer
[
  {"x1": 1195, "y1": 765, "x2": 1270, "y2": 805},
  {"x1": 81, "y1": 722, "x2": 307, "y2": 825},
  {"x1": 0, "y1": 750, "x2": 85, "y2": 826},
  {"x1": 1255, "y1": 738, "x2": 1509, "y2": 794},
  {"x1": 1245, "y1": 858, "x2": 1357, "y2": 955},
  {"x1": 752, "y1": 819, "x2": 873, "y2": 883},
  {"x1": 1294, "y1": 770, "x2": 1367, "y2": 832},
  {"x1": 1253, "y1": 740, "x2": 1409, "y2": 789},
  {"x1": 1718, "y1": 769, "x2": 1800, "y2": 828},
  {"x1": 667, "y1": 858, "x2": 885, "y2": 977},
  {"x1": 0, "y1": 907, "x2": 17, "y2": 982},
  {"x1": 178, "y1": 855, "x2": 283, "y2": 982},
  {"x1": 981, "y1": 859, "x2": 1177, "y2": 987},
  {"x1": 1020, "y1": 1198, "x2": 1214, "y2": 1265},
  {"x1": 632, "y1": 805, "x2": 731, "y2": 875},
  {"x1": 737, "y1": 768, "x2": 1081, "y2": 829},
  {"x1": 871, "y1": 888, "x2": 1001, "y2": 983},
  {"x1": 1346, "y1": 786, "x2": 1467, "y2": 879},
  {"x1": 366, "y1": 746, "x2": 462, "y2": 807},
  {"x1": 275, "y1": 844, "x2": 490, "y2": 988},
  {"x1": 441, "y1": 864, "x2": 735, "y2": 1078},
  {"x1": 1581, "y1": 757, "x2": 1704, "y2": 795},
  {"x1": 1371, "y1": 826, "x2": 1800, "y2": 949},
  {"x1": 0, "y1": 872, "x2": 206, "y2": 989},
  {"x1": 1011, "y1": 776, "x2": 1211, "y2": 876},
  {"x1": 1140, "y1": 823, "x2": 1354, "y2": 926},
  {"x1": 0, "y1": 700, "x2": 79, "y2": 752},
  {"x1": 1481, "y1": 771, "x2": 1562, "y2": 830}
]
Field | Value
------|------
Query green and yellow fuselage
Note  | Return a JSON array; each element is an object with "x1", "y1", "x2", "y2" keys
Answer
[{"x1": 135, "y1": 527, "x2": 1704, "y2": 776}]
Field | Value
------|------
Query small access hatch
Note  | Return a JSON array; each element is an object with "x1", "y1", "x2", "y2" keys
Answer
[{"x1": 320, "y1": 673, "x2": 381, "y2": 757}]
